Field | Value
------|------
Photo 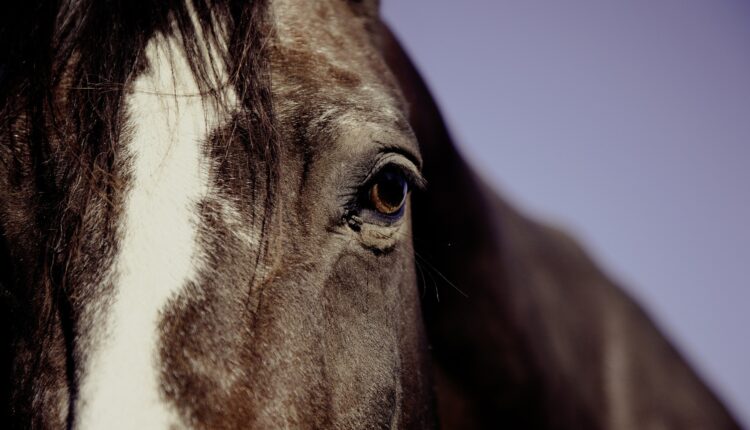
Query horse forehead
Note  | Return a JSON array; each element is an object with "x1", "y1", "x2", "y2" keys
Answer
[
  {"x1": 272, "y1": 2, "x2": 389, "y2": 87},
  {"x1": 272, "y1": 0, "x2": 364, "y2": 47},
  {"x1": 270, "y1": 0, "x2": 410, "y2": 151}
]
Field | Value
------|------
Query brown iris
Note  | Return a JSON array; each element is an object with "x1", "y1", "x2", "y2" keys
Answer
[{"x1": 369, "y1": 169, "x2": 408, "y2": 216}]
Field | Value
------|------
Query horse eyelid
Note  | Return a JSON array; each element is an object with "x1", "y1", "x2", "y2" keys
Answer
[{"x1": 366, "y1": 155, "x2": 427, "y2": 193}]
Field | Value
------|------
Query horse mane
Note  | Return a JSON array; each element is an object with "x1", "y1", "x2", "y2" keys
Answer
[
  {"x1": 0, "y1": 0, "x2": 279, "y2": 274},
  {"x1": 1, "y1": 0, "x2": 276, "y2": 180},
  {"x1": 0, "y1": 0, "x2": 279, "y2": 279},
  {"x1": 0, "y1": 1, "x2": 277, "y2": 420}
]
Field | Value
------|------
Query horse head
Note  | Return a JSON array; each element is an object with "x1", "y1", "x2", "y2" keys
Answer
[{"x1": 0, "y1": 0, "x2": 740, "y2": 429}]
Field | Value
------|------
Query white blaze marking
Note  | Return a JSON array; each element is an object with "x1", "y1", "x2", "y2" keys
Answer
[{"x1": 74, "y1": 31, "x2": 234, "y2": 429}]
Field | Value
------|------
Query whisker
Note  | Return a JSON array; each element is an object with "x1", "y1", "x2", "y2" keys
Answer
[{"x1": 414, "y1": 249, "x2": 468, "y2": 299}]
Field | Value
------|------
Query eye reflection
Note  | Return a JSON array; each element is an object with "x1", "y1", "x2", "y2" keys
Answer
[{"x1": 369, "y1": 168, "x2": 408, "y2": 216}]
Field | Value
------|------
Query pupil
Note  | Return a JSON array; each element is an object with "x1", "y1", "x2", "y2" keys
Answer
[{"x1": 378, "y1": 171, "x2": 406, "y2": 207}]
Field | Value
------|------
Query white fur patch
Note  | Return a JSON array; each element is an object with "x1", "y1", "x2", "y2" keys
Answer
[{"x1": 74, "y1": 30, "x2": 234, "y2": 429}]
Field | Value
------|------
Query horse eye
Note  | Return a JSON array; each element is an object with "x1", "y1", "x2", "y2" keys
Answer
[{"x1": 369, "y1": 168, "x2": 408, "y2": 216}]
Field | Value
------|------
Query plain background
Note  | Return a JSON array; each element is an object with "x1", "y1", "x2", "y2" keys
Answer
[{"x1": 382, "y1": 0, "x2": 749, "y2": 426}]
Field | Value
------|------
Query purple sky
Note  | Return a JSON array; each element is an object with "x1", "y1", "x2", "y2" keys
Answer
[{"x1": 383, "y1": 0, "x2": 750, "y2": 425}]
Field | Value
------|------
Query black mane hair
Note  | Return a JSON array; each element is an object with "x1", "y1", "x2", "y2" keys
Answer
[
  {"x1": 1, "y1": 0, "x2": 276, "y2": 149},
  {"x1": 0, "y1": 0, "x2": 276, "y2": 423}
]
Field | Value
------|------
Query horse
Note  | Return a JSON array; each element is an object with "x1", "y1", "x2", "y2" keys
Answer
[{"x1": 0, "y1": 0, "x2": 741, "y2": 428}]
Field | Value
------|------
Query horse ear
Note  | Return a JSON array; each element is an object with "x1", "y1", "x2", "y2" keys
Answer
[{"x1": 378, "y1": 23, "x2": 740, "y2": 429}]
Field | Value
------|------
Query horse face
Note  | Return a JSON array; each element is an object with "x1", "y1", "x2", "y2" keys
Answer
[
  {"x1": 1, "y1": 0, "x2": 432, "y2": 428},
  {"x1": 151, "y1": 1, "x2": 434, "y2": 427}
]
